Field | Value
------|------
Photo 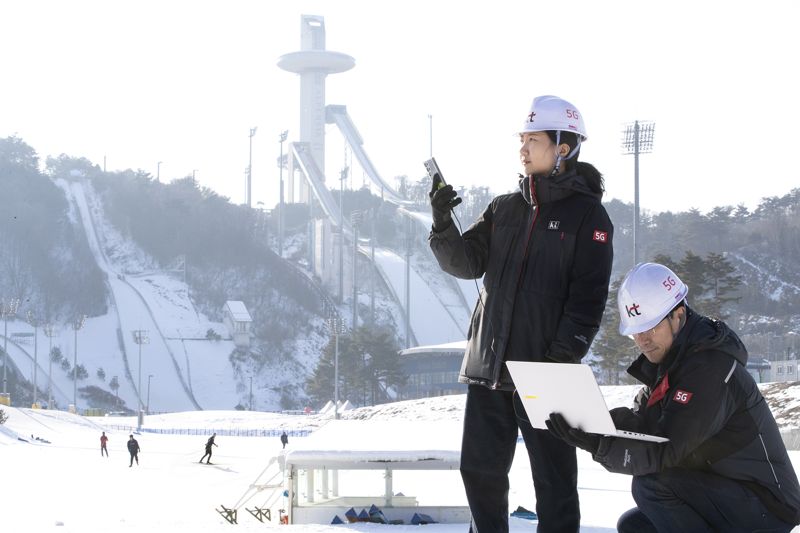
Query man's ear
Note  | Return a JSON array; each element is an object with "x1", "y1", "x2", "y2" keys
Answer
[{"x1": 675, "y1": 306, "x2": 687, "y2": 329}]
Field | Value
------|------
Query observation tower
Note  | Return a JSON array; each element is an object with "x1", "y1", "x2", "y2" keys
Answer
[{"x1": 278, "y1": 15, "x2": 354, "y2": 202}]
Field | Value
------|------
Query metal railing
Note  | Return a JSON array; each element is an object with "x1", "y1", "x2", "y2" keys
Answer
[{"x1": 98, "y1": 425, "x2": 311, "y2": 438}]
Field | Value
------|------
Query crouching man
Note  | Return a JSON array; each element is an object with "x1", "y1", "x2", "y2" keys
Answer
[{"x1": 547, "y1": 262, "x2": 800, "y2": 532}]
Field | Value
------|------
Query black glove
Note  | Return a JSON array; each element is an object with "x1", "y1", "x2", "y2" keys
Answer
[
  {"x1": 546, "y1": 412, "x2": 601, "y2": 455},
  {"x1": 429, "y1": 174, "x2": 462, "y2": 232}
]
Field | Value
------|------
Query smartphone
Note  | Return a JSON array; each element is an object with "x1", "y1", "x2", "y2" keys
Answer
[{"x1": 423, "y1": 157, "x2": 446, "y2": 189}]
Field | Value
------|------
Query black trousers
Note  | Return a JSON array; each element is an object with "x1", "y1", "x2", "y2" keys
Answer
[
  {"x1": 460, "y1": 384, "x2": 579, "y2": 533},
  {"x1": 200, "y1": 448, "x2": 213, "y2": 463},
  {"x1": 618, "y1": 468, "x2": 793, "y2": 533}
]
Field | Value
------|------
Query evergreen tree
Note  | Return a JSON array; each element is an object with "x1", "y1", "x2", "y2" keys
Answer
[
  {"x1": 353, "y1": 325, "x2": 406, "y2": 405},
  {"x1": 678, "y1": 251, "x2": 709, "y2": 304},
  {"x1": 109, "y1": 376, "x2": 120, "y2": 399},
  {"x1": 50, "y1": 346, "x2": 63, "y2": 364},
  {"x1": 306, "y1": 324, "x2": 406, "y2": 408},
  {"x1": 704, "y1": 252, "x2": 742, "y2": 319},
  {"x1": 590, "y1": 277, "x2": 637, "y2": 385}
]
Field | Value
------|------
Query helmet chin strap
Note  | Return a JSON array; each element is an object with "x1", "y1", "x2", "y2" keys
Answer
[{"x1": 548, "y1": 130, "x2": 582, "y2": 177}]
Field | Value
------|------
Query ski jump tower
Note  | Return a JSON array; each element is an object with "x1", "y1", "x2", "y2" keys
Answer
[
  {"x1": 276, "y1": 15, "x2": 472, "y2": 346},
  {"x1": 277, "y1": 15, "x2": 354, "y2": 204}
]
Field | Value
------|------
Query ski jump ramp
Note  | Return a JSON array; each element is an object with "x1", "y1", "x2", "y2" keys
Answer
[{"x1": 290, "y1": 106, "x2": 477, "y2": 346}]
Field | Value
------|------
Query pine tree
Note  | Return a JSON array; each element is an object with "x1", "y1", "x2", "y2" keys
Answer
[
  {"x1": 353, "y1": 325, "x2": 406, "y2": 405},
  {"x1": 703, "y1": 252, "x2": 742, "y2": 319},
  {"x1": 306, "y1": 324, "x2": 406, "y2": 408},
  {"x1": 590, "y1": 277, "x2": 637, "y2": 385},
  {"x1": 109, "y1": 376, "x2": 120, "y2": 401},
  {"x1": 678, "y1": 251, "x2": 709, "y2": 305}
]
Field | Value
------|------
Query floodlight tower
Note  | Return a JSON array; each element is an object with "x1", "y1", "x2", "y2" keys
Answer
[
  {"x1": 622, "y1": 121, "x2": 656, "y2": 266},
  {"x1": 1, "y1": 298, "x2": 20, "y2": 396},
  {"x1": 325, "y1": 313, "x2": 347, "y2": 420},
  {"x1": 277, "y1": 15, "x2": 355, "y2": 203}
]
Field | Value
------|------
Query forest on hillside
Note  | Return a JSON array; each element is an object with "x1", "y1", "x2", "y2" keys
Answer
[
  {"x1": 0, "y1": 137, "x2": 105, "y2": 321},
  {"x1": 3, "y1": 136, "x2": 800, "y2": 396}
]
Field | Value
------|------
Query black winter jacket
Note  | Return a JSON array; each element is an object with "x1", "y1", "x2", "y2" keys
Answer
[
  {"x1": 594, "y1": 309, "x2": 800, "y2": 525},
  {"x1": 429, "y1": 162, "x2": 614, "y2": 390},
  {"x1": 127, "y1": 438, "x2": 140, "y2": 454}
]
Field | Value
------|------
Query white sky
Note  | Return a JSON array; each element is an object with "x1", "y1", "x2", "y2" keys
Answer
[{"x1": 2, "y1": 1, "x2": 799, "y2": 215}]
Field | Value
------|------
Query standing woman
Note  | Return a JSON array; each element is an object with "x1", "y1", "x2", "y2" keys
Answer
[{"x1": 429, "y1": 95, "x2": 614, "y2": 532}]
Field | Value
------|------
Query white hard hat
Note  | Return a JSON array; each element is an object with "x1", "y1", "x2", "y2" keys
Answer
[
  {"x1": 520, "y1": 95, "x2": 588, "y2": 141},
  {"x1": 618, "y1": 263, "x2": 689, "y2": 336}
]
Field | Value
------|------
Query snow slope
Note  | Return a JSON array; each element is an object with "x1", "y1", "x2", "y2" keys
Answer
[{"x1": 3, "y1": 389, "x2": 800, "y2": 532}]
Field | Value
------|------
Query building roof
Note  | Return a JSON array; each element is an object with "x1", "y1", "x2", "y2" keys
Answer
[
  {"x1": 283, "y1": 420, "x2": 461, "y2": 470},
  {"x1": 399, "y1": 340, "x2": 467, "y2": 357},
  {"x1": 224, "y1": 300, "x2": 252, "y2": 322}
]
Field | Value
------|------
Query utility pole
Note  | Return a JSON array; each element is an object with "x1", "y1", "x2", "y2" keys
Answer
[
  {"x1": 278, "y1": 130, "x2": 288, "y2": 257},
  {"x1": 370, "y1": 209, "x2": 376, "y2": 325},
  {"x1": 338, "y1": 166, "x2": 348, "y2": 303},
  {"x1": 147, "y1": 374, "x2": 154, "y2": 414},
  {"x1": 1, "y1": 298, "x2": 20, "y2": 398},
  {"x1": 404, "y1": 216, "x2": 411, "y2": 349},
  {"x1": 43, "y1": 324, "x2": 56, "y2": 408},
  {"x1": 249, "y1": 375, "x2": 253, "y2": 411},
  {"x1": 326, "y1": 314, "x2": 346, "y2": 420},
  {"x1": 132, "y1": 329, "x2": 149, "y2": 429},
  {"x1": 27, "y1": 311, "x2": 39, "y2": 406},
  {"x1": 72, "y1": 315, "x2": 86, "y2": 411},
  {"x1": 351, "y1": 211, "x2": 361, "y2": 328},
  {"x1": 247, "y1": 126, "x2": 258, "y2": 208}
]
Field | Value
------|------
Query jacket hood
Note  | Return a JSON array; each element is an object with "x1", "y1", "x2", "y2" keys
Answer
[
  {"x1": 686, "y1": 314, "x2": 748, "y2": 367},
  {"x1": 628, "y1": 308, "x2": 749, "y2": 386},
  {"x1": 518, "y1": 161, "x2": 604, "y2": 205}
]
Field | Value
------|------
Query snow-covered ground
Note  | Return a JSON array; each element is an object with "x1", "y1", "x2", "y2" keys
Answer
[{"x1": 3, "y1": 390, "x2": 800, "y2": 533}]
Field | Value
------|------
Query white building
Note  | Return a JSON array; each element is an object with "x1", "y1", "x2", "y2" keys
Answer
[{"x1": 222, "y1": 300, "x2": 252, "y2": 349}]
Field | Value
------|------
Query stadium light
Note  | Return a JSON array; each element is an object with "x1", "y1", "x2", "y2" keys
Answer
[{"x1": 621, "y1": 121, "x2": 656, "y2": 266}]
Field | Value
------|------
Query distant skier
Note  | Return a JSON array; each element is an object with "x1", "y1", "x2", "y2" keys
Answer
[
  {"x1": 100, "y1": 431, "x2": 109, "y2": 457},
  {"x1": 199, "y1": 433, "x2": 217, "y2": 464},
  {"x1": 280, "y1": 431, "x2": 288, "y2": 449},
  {"x1": 127, "y1": 435, "x2": 140, "y2": 467}
]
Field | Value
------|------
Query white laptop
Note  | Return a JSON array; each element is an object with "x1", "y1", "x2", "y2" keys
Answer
[{"x1": 506, "y1": 361, "x2": 669, "y2": 443}]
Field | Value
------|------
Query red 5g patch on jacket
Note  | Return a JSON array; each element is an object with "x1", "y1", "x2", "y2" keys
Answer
[
  {"x1": 672, "y1": 389, "x2": 693, "y2": 404},
  {"x1": 592, "y1": 230, "x2": 608, "y2": 243}
]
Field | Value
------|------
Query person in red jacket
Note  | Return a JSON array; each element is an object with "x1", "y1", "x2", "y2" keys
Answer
[{"x1": 100, "y1": 431, "x2": 109, "y2": 457}]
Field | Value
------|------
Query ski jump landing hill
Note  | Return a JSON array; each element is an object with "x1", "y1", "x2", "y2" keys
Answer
[{"x1": 290, "y1": 104, "x2": 478, "y2": 347}]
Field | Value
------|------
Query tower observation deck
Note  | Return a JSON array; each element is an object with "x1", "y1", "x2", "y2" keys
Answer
[
  {"x1": 278, "y1": 15, "x2": 354, "y2": 202},
  {"x1": 276, "y1": 15, "x2": 472, "y2": 347}
]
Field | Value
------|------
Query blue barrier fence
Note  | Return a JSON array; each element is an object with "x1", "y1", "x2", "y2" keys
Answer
[{"x1": 100, "y1": 425, "x2": 311, "y2": 438}]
